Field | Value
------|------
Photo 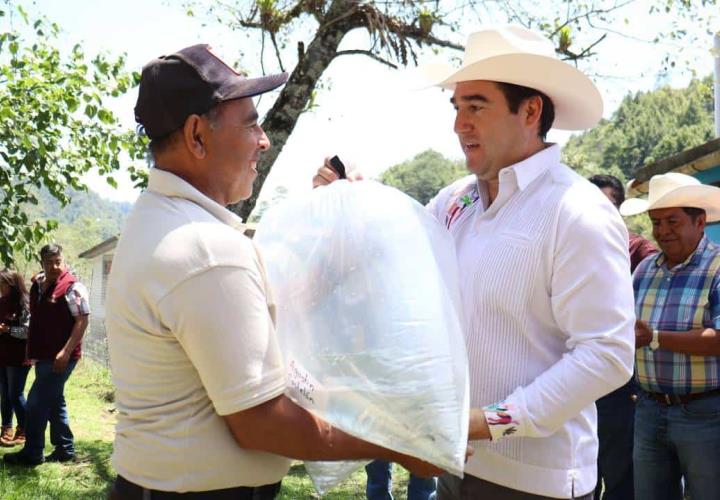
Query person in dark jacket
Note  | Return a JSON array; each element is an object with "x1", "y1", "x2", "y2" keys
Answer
[
  {"x1": 4, "y1": 244, "x2": 90, "y2": 466},
  {"x1": 589, "y1": 174, "x2": 657, "y2": 500},
  {"x1": 0, "y1": 268, "x2": 31, "y2": 448}
]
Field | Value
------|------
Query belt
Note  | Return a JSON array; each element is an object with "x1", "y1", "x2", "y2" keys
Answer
[
  {"x1": 643, "y1": 387, "x2": 720, "y2": 406},
  {"x1": 111, "y1": 476, "x2": 258, "y2": 500}
]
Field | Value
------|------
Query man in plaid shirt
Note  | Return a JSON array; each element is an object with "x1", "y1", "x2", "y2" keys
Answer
[{"x1": 620, "y1": 172, "x2": 720, "y2": 500}]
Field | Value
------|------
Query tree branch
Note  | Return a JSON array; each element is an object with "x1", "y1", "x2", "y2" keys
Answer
[
  {"x1": 559, "y1": 33, "x2": 607, "y2": 61},
  {"x1": 270, "y1": 31, "x2": 285, "y2": 72},
  {"x1": 550, "y1": 0, "x2": 635, "y2": 38},
  {"x1": 406, "y1": 31, "x2": 463, "y2": 50},
  {"x1": 335, "y1": 49, "x2": 398, "y2": 68},
  {"x1": 284, "y1": 0, "x2": 306, "y2": 20},
  {"x1": 259, "y1": 30, "x2": 267, "y2": 74},
  {"x1": 365, "y1": 5, "x2": 464, "y2": 52}
]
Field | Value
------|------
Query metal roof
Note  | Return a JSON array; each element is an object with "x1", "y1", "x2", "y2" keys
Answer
[
  {"x1": 78, "y1": 236, "x2": 118, "y2": 259},
  {"x1": 627, "y1": 137, "x2": 720, "y2": 196}
]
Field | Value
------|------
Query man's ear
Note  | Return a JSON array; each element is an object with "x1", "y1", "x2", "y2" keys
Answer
[
  {"x1": 697, "y1": 212, "x2": 707, "y2": 232},
  {"x1": 524, "y1": 95, "x2": 543, "y2": 129},
  {"x1": 183, "y1": 115, "x2": 207, "y2": 159}
]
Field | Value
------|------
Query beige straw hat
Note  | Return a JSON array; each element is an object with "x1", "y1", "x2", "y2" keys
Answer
[
  {"x1": 620, "y1": 173, "x2": 720, "y2": 222},
  {"x1": 418, "y1": 25, "x2": 603, "y2": 130}
]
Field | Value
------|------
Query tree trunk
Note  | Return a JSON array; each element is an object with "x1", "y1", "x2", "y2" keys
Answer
[{"x1": 233, "y1": 0, "x2": 362, "y2": 221}]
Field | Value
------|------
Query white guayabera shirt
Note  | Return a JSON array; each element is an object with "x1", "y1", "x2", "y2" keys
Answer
[{"x1": 427, "y1": 144, "x2": 635, "y2": 498}]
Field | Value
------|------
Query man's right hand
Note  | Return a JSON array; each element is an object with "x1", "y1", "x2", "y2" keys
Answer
[
  {"x1": 469, "y1": 408, "x2": 491, "y2": 440},
  {"x1": 0, "y1": 323, "x2": 9, "y2": 334},
  {"x1": 312, "y1": 157, "x2": 363, "y2": 188}
]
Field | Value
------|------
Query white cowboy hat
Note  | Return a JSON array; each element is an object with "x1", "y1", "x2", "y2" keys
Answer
[
  {"x1": 620, "y1": 172, "x2": 720, "y2": 222},
  {"x1": 417, "y1": 25, "x2": 603, "y2": 130}
]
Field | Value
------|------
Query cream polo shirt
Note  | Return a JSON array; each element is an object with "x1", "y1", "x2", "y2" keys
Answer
[
  {"x1": 106, "y1": 168, "x2": 290, "y2": 492},
  {"x1": 428, "y1": 145, "x2": 635, "y2": 498}
]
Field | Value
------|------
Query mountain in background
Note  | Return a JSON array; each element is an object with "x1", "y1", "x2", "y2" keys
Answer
[
  {"x1": 561, "y1": 74, "x2": 715, "y2": 238},
  {"x1": 562, "y1": 75, "x2": 715, "y2": 179},
  {"x1": 35, "y1": 187, "x2": 132, "y2": 229},
  {"x1": 17, "y1": 187, "x2": 131, "y2": 282}
]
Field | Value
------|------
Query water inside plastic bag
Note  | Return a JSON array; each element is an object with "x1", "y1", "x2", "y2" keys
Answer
[{"x1": 254, "y1": 180, "x2": 469, "y2": 494}]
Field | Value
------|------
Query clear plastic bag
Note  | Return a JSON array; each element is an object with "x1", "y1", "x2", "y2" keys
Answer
[{"x1": 254, "y1": 180, "x2": 469, "y2": 494}]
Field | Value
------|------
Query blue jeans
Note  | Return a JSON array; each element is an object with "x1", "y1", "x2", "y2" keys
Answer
[
  {"x1": 0, "y1": 365, "x2": 31, "y2": 428},
  {"x1": 634, "y1": 391, "x2": 720, "y2": 500},
  {"x1": 594, "y1": 382, "x2": 635, "y2": 500},
  {"x1": 365, "y1": 460, "x2": 437, "y2": 500},
  {"x1": 21, "y1": 359, "x2": 77, "y2": 460}
]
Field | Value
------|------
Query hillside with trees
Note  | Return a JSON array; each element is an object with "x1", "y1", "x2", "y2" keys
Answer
[
  {"x1": 562, "y1": 75, "x2": 715, "y2": 179},
  {"x1": 14, "y1": 188, "x2": 130, "y2": 282},
  {"x1": 379, "y1": 150, "x2": 467, "y2": 206}
]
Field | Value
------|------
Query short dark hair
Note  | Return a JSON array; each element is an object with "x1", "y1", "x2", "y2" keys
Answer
[
  {"x1": 147, "y1": 105, "x2": 224, "y2": 161},
  {"x1": 588, "y1": 174, "x2": 625, "y2": 207},
  {"x1": 148, "y1": 128, "x2": 182, "y2": 159},
  {"x1": 495, "y1": 82, "x2": 555, "y2": 140},
  {"x1": 682, "y1": 207, "x2": 706, "y2": 221},
  {"x1": 39, "y1": 243, "x2": 63, "y2": 262}
]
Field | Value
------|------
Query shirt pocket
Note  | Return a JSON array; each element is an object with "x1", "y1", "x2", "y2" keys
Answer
[{"x1": 475, "y1": 233, "x2": 537, "y2": 319}]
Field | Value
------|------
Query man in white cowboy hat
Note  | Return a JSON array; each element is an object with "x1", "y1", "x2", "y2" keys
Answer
[
  {"x1": 620, "y1": 172, "x2": 720, "y2": 500},
  {"x1": 316, "y1": 24, "x2": 635, "y2": 500}
]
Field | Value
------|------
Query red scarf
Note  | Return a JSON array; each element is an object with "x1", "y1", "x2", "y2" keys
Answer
[{"x1": 32, "y1": 269, "x2": 76, "y2": 301}]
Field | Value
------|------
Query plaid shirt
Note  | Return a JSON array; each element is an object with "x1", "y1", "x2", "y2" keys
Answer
[{"x1": 634, "y1": 235, "x2": 720, "y2": 394}]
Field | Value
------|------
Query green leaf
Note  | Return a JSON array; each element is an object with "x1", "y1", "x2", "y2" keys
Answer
[
  {"x1": 97, "y1": 108, "x2": 114, "y2": 124},
  {"x1": 65, "y1": 97, "x2": 79, "y2": 112}
]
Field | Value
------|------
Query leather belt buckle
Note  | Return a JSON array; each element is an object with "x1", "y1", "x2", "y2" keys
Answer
[{"x1": 664, "y1": 393, "x2": 683, "y2": 405}]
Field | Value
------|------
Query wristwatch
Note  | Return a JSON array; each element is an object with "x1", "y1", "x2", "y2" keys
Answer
[{"x1": 649, "y1": 329, "x2": 660, "y2": 351}]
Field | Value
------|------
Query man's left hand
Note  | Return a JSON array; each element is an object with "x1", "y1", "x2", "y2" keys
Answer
[
  {"x1": 53, "y1": 350, "x2": 71, "y2": 373},
  {"x1": 635, "y1": 320, "x2": 653, "y2": 348},
  {"x1": 312, "y1": 157, "x2": 363, "y2": 188}
]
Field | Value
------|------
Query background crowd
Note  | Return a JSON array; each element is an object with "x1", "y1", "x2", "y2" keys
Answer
[{"x1": 0, "y1": 244, "x2": 90, "y2": 467}]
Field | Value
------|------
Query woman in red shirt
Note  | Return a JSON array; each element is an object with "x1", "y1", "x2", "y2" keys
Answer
[{"x1": 0, "y1": 269, "x2": 31, "y2": 447}]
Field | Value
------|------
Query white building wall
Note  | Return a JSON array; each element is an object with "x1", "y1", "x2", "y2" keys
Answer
[{"x1": 83, "y1": 253, "x2": 112, "y2": 366}]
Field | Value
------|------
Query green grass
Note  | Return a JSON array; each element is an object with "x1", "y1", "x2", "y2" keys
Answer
[
  {"x1": 278, "y1": 463, "x2": 410, "y2": 499},
  {"x1": 0, "y1": 360, "x2": 412, "y2": 499},
  {"x1": 0, "y1": 360, "x2": 117, "y2": 499}
]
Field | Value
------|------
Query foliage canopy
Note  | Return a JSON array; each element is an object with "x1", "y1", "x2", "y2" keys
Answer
[
  {"x1": 562, "y1": 75, "x2": 716, "y2": 180},
  {"x1": 380, "y1": 149, "x2": 467, "y2": 206},
  {"x1": 0, "y1": 2, "x2": 145, "y2": 266}
]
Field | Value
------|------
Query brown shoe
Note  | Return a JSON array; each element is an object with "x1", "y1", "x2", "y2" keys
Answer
[
  {"x1": 0, "y1": 426, "x2": 14, "y2": 447},
  {"x1": 9, "y1": 427, "x2": 25, "y2": 446}
]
